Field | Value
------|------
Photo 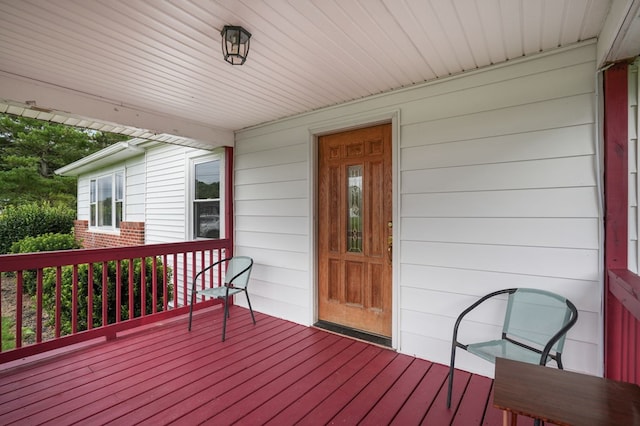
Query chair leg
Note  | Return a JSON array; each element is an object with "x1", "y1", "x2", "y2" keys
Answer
[
  {"x1": 556, "y1": 354, "x2": 564, "y2": 370},
  {"x1": 245, "y1": 291, "x2": 256, "y2": 325},
  {"x1": 221, "y1": 297, "x2": 229, "y2": 342},
  {"x1": 447, "y1": 345, "x2": 457, "y2": 408},
  {"x1": 188, "y1": 291, "x2": 195, "y2": 331}
]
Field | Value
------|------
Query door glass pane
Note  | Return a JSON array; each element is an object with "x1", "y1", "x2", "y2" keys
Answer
[{"x1": 347, "y1": 165, "x2": 363, "y2": 253}]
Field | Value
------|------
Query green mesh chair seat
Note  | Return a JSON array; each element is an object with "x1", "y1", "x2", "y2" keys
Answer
[
  {"x1": 196, "y1": 285, "x2": 247, "y2": 299},
  {"x1": 467, "y1": 339, "x2": 554, "y2": 365},
  {"x1": 187, "y1": 256, "x2": 255, "y2": 342},
  {"x1": 446, "y1": 288, "x2": 578, "y2": 409}
]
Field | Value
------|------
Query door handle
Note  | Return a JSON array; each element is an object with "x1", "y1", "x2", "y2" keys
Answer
[{"x1": 387, "y1": 236, "x2": 392, "y2": 263}]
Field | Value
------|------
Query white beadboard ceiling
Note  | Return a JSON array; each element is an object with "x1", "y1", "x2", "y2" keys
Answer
[{"x1": 0, "y1": 0, "x2": 636, "y2": 147}]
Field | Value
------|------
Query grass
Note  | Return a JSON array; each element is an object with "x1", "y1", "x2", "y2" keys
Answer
[
  {"x1": 2, "y1": 317, "x2": 15, "y2": 351},
  {"x1": 1, "y1": 317, "x2": 35, "y2": 351}
]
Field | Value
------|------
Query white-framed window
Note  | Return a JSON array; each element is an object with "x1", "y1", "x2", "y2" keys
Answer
[
  {"x1": 192, "y1": 156, "x2": 223, "y2": 239},
  {"x1": 90, "y1": 171, "x2": 124, "y2": 229}
]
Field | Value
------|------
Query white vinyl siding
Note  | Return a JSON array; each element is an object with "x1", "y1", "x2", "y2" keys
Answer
[
  {"x1": 125, "y1": 161, "x2": 145, "y2": 222},
  {"x1": 76, "y1": 179, "x2": 90, "y2": 222},
  {"x1": 234, "y1": 41, "x2": 601, "y2": 378},
  {"x1": 145, "y1": 144, "x2": 190, "y2": 244}
]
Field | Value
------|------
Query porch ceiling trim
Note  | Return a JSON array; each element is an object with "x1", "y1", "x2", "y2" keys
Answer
[{"x1": 0, "y1": 71, "x2": 234, "y2": 150}]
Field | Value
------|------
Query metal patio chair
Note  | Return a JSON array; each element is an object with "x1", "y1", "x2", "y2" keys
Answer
[
  {"x1": 188, "y1": 256, "x2": 255, "y2": 342},
  {"x1": 446, "y1": 288, "x2": 578, "y2": 409}
]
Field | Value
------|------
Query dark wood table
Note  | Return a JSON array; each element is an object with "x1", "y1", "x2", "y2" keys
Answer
[{"x1": 493, "y1": 357, "x2": 640, "y2": 426}]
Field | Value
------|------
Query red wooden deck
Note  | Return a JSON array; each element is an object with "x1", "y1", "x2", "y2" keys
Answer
[{"x1": 0, "y1": 306, "x2": 531, "y2": 425}]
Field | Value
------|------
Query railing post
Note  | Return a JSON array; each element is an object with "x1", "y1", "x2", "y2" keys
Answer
[{"x1": 604, "y1": 61, "x2": 630, "y2": 381}]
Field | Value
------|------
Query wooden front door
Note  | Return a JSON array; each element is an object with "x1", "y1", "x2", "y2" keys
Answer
[{"x1": 318, "y1": 123, "x2": 392, "y2": 337}]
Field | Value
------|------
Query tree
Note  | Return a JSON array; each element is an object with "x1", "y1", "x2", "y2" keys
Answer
[{"x1": 0, "y1": 114, "x2": 127, "y2": 209}]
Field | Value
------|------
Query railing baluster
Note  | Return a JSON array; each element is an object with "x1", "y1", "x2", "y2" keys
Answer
[
  {"x1": 141, "y1": 257, "x2": 146, "y2": 317},
  {"x1": 116, "y1": 261, "x2": 121, "y2": 323},
  {"x1": 208, "y1": 249, "x2": 214, "y2": 289},
  {"x1": 182, "y1": 252, "x2": 188, "y2": 307},
  {"x1": 152, "y1": 256, "x2": 158, "y2": 314},
  {"x1": 88, "y1": 263, "x2": 94, "y2": 330},
  {"x1": 128, "y1": 258, "x2": 134, "y2": 320},
  {"x1": 191, "y1": 251, "x2": 197, "y2": 303},
  {"x1": 217, "y1": 251, "x2": 223, "y2": 288},
  {"x1": 55, "y1": 266, "x2": 62, "y2": 338},
  {"x1": 72, "y1": 265, "x2": 78, "y2": 334},
  {"x1": 162, "y1": 254, "x2": 168, "y2": 311},
  {"x1": 200, "y1": 250, "x2": 205, "y2": 294},
  {"x1": 36, "y1": 269, "x2": 43, "y2": 343},
  {"x1": 16, "y1": 271, "x2": 23, "y2": 348},
  {"x1": 172, "y1": 253, "x2": 178, "y2": 309},
  {"x1": 102, "y1": 261, "x2": 108, "y2": 327}
]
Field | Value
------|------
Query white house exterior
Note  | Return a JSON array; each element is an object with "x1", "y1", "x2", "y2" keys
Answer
[
  {"x1": 57, "y1": 139, "x2": 225, "y2": 247},
  {"x1": 233, "y1": 41, "x2": 602, "y2": 379}
]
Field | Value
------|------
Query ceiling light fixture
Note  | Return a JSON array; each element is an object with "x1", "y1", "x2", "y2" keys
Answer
[{"x1": 221, "y1": 25, "x2": 251, "y2": 65}]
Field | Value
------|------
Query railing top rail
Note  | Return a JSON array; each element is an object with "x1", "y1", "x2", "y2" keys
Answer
[
  {"x1": 0, "y1": 239, "x2": 230, "y2": 272},
  {"x1": 608, "y1": 269, "x2": 640, "y2": 321}
]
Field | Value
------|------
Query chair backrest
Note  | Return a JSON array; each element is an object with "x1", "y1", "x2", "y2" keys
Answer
[
  {"x1": 224, "y1": 256, "x2": 253, "y2": 289},
  {"x1": 503, "y1": 288, "x2": 577, "y2": 355}
]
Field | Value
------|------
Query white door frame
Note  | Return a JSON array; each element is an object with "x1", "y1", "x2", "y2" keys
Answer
[{"x1": 307, "y1": 109, "x2": 401, "y2": 349}]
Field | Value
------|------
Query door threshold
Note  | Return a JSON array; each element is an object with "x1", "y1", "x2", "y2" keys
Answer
[{"x1": 314, "y1": 321, "x2": 392, "y2": 348}]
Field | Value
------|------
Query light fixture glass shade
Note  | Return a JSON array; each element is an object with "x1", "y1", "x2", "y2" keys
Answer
[{"x1": 221, "y1": 25, "x2": 251, "y2": 65}]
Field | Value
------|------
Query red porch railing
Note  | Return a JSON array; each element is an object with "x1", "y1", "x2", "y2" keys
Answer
[{"x1": 0, "y1": 239, "x2": 231, "y2": 363}]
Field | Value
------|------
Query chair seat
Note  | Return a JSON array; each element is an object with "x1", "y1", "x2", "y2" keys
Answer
[
  {"x1": 197, "y1": 286, "x2": 244, "y2": 299},
  {"x1": 467, "y1": 340, "x2": 548, "y2": 365}
]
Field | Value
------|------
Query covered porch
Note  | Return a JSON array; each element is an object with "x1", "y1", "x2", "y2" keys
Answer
[
  {"x1": 1, "y1": 2, "x2": 640, "y2": 421},
  {"x1": 0, "y1": 305, "x2": 511, "y2": 426}
]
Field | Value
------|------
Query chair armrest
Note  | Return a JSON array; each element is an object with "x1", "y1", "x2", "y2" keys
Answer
[
  {"x1": 193, "y1": 257, "x2": 231, "y2": 282},
  {"x1": 452, "y1": 288, "x2": 517, "y2": 346},
  {"x1": 190, "y1": 257, "x2": 232, "y2": 304}
]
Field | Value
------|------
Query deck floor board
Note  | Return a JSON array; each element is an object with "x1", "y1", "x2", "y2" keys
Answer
[{"x1": 0, "y1": 305, "x2": 522, "y2": 425}]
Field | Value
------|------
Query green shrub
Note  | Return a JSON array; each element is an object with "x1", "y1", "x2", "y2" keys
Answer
[
  {"x1": 42, "y1": 258, "x2": 173, "y2": 335},
  {"x1": 10, "y1": 232, "x2": 79, "y2": 254},
  {"x1": 0, "y1": 202, "x2": 75, "y2": 254},
  {"x1": 9, "y1": 232, "x2": 80, "y2": 295}
]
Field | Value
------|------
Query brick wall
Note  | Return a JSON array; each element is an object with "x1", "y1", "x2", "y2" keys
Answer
[{"x1": 74, "y1": 220, "x2": 145, "y2": 248}]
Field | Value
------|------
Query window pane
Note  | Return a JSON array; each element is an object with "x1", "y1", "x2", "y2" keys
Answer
[
  {"x1": 90, "y1": 179, "x2": 97, "y2": 227},
  {"x1": 195, "y1": 201, "x2": 219, "y2": 238},
  {"x1": 98, "y1": 176, "x2": 113, "y2": 227},
  {"x1": 115, "y1": 172, "x2": 124, "y2": 201},
  {"x1": 115, "y1": 201, "x2": 123, "y2": 228},
  {"x1": 195, "y1": 160, "x2": 220, "y2": 200},
  {"x1": 347, "y1": 165, "x2": 363, "y2": 253},
  {"x1": 90, "y1": 180, "x2": 96, "y2": 203}
]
